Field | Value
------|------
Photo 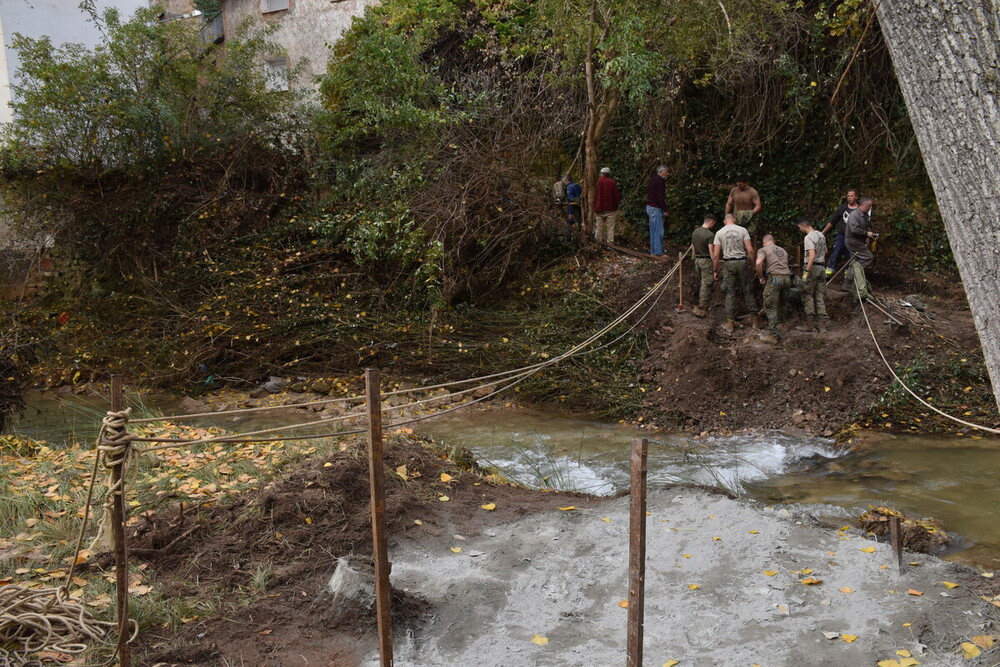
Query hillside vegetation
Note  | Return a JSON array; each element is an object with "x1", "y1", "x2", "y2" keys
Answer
[{"x1": 0, "y1": 0, "x2": 959, "y2": 413}]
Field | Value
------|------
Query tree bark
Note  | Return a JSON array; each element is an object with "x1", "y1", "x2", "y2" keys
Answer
[{"x1": 876, "y1": 0, "x2": 1000, "y2": 413}]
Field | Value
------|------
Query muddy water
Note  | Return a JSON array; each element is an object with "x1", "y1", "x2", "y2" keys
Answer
[
  {"x1": 416, "y1": 409, "x2": 1000, "y2": 570},
  {"x1": 7, "y1": 393, "x2": 1000, "y2": 569}
]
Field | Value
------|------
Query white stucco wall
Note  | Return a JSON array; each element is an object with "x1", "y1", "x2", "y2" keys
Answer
[
  {"x1": 222, "y1": 0, "x2": 378, "y2": 86},
  {"x1": 0, "y1": 0, "x2": 149, "y2": 124}
]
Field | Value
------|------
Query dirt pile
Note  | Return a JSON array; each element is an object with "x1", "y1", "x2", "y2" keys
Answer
[
  {"x1": 595, "y1": 249, "x2": 991, "y2": 434},
  {"x1": 137, "y1": 435, "x2": 585, "y2": 666}
]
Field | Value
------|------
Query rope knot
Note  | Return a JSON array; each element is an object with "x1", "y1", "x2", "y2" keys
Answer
[{"x1": 99, "y1": 408, "x2": 134, "y2": 469}]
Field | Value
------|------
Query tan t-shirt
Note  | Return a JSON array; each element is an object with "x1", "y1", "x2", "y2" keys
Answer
[
  {"x1": 729, "y1": 186, "x2": 760, "y2": 212},
  {"x1": 804, "y1": 230, "x2": 827, "y2": 264},
  {"x1": 757, "y1": 244, "x2": 791, "y2": 276},
  {"x1": 713, "y1": 224, "x2": 751, "y2": 259}
]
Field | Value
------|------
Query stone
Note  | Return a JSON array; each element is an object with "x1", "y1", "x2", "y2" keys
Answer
[
  {"x1": 180, "y1": 396, "x2": 208, "y2": 413},
  {"x1": 311, "y1": 379, "x2": 332, "y2": 394}
]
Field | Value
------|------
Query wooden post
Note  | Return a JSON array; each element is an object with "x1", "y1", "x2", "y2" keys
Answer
[
  {"x1": 365, "y1": 369, "x2": 393, "y2": 666},
  {"x1": 795, "y1": 245, "x2": 802, "y2": 270},
  {"x1": 109, "y1": 376, "x2": 131, "y2": 667},
  {"x1": 627, "y1": 438, "x2": 648, "y2": 667},
  {"x1": 889, "y1": 516, "x2": 903, "y2": 571}
]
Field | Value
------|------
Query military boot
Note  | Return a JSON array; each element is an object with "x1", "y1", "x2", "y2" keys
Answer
[
  {"x1": 760, "y1": 333, "x2": 779, "y2": 345},
  {"x1": 692, "y1": 305, "x2": 707, "y2": 318},
  {"x1": 794, "y1": 316, "x2": 814, "y2": 332},
  {"x1": 818, "y1": 317, "x2": 829, "y2": 333},
  {"x1": 722, "y1": 318, "x2": 735, "y2": 333}
]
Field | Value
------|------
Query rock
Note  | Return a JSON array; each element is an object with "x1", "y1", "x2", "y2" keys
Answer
[
  {"x1": 250, "y1": 376, "x2": 287, "y2": 398},
  {"x1": 311, "y1": 379, "x2": 332, "y2": 394},
  {"x1": 287, "y1": 382, "x2": 307, "y2": 393},
  {"x1": 904, "y1": 294, "x2": 927, "y2": 311},
  {"x1": 180, "y1": 396, "x2": 208, "y2": 413},
  {"x1": 471, "y1": 385, "x2": 496, "y2": 399}
]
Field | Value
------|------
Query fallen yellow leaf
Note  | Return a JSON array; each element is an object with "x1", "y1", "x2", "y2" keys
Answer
[
  {"x1": 896, "y1": 650, "x2": 912, "y2": 657},
  {"x1": 971, "y1": 635, "x2": 994, "y2": 649},
  {"x1": 450, "y1": 547, "x2": 462, "y2": 553},
  {"x1": 800, "y1": 577, "x2": 823, "y2": 585},
  {"x1": 899, "y1": 659, "x2": 919, "y2": 667},
  {"x1": 663, "y1": 661, "x2": 680, "y2": 667},
  {"x1": 601, "y1": 517, "x2": 611, "y2": 523},
  {"x1": 907, "y1": 589, "x2": 923, "y2": 596},
  {"x1": 395, "y1": 465, "x2": 408, "y2": 480},
  {"x1": 877, "y1": 661, "x2": 901, "y2": 667},
  {"x1": 618, "y1": 599, "x2": 629, "y2": 608},
  {"x1": 413, "y1": 519, "x2": 422, "y2": 526},
  {"x1": 749, "y1": 530, "x2": 760, "y2": 534},
  {"x1": 839, "y1": 587, "x2": 855, "y2": 594},
  {"x1": 682, "y1": 554, "x2": 691, "y2": 558},
  {"x1": 941, "y1": 581, "x2": 960, "y2": 589},
  {"x1": 960, "y1": 642, "x2": 981, "y2": 659},
  {"x1": 687, "y1": 584, "x2": 700, "y2": 590},
  {"x1": 440, "y1": 473, "x2": 453, "y2": 482},
  {"x1": 841, "y1": 634, "x2": 858, "y2": 643},
  {"x1": 530, "y1": 634, "x2": 548, "y2": 646},
  {"x1": 712, "y1": 536, "x2": 722, "y2": 541},
  {"x1": 859, "y1": 546, "x2": 876, "y2": 553},
  {"x1": 438, "y1": 495, "x2": 450, "y2": 502},
  {"x1": 763, "y1": 570, "x2": 778, "y2": 577},
  {"x1": 480, "y1": 503, "x2": 496, "y2": 511},
  {"x1": 558, "y1": 506, "x2": 577, "y2": 511}
]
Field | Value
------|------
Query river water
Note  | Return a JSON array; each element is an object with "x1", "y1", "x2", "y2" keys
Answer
[{"x1": 7, "y1": 393, "x2": 999, "y2": 569}]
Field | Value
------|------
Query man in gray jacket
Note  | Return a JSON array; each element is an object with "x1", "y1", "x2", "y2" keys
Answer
[{"x1": 843, "y1": 197, "x2": 876, "y2": 301}]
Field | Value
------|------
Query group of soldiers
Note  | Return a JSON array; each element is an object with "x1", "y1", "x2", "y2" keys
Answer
[
  {"x1": 690, "y1": 183, "x2": 876, "y2": 344},
  {"x1": 552, "y1": 171, "x2": 878, "y2": 344}
]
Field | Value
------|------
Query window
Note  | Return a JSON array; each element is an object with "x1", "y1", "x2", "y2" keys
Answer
[
  {"x1": 264, "y1": 57, "x2": 289, "y2": 92},
  {"x1": 260, "y1": 0, "x2": 290, "y2": 13}
]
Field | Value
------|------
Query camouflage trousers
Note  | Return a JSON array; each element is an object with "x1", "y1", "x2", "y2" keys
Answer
[
  {"x1": 736, "y1": 209, "x2": 759, "y2": 238},
  {"x1": 762, "y1": 274, "x2": 790, "y2": 335},
  {"x1": 843, "y1": 246, "x2": 873, "y2": 302},
  {"x1": 721, "y1": 258, "x2": 756, "y2": 319},
  {"x1": 801, "y1": 264, "x2": 827, "y2": 317},
  {"x1": 693, "y1": 258, "x2": 715, "y2": 308}
]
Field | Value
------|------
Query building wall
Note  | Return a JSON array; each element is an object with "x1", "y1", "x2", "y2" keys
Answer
[
  {"x1": 0, "y1": 0, "x2": 149, "y2": 124},
  {"x1": 222, "y1": 0, "x2": 377, "y2": 86}
]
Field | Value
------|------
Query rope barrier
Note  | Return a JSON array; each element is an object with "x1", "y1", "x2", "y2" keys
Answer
[
  {"x1": 131, "y1": 249, "x2": 687, "y2": 426},
  {"x1": 856, "y1": 279, "x2": 1000, "y2": 435},
  {"x1": 128, "y1": 250, "x2": 689, "y2": 450}
]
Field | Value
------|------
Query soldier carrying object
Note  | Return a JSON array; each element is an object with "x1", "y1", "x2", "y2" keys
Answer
[
  {"x1": 691, "y1": 213, "x2": 718, "y2": 318},
  {"x1": 843, "y1": 197, "x2": 876, "y2": 301},
  {"x1": 711, "y1": 213, "x2": 757, "y2": 334},
  {"x1": 796, "y1": 217, "x2": 829, "y2": 333},
  {"x1": 754, "y1": 234, "x2": 792, "y2": 345},
  {"x1": 594, "y1": 167, "x2": 622, "y2": 244},
  {"x1": 725, "y1": 176, "x2": 762, "y2": 239}
]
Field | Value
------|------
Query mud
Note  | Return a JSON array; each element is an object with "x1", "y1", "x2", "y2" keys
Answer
[{"x1": 598, "y1": 251, "x2": 989, "y2": 434}]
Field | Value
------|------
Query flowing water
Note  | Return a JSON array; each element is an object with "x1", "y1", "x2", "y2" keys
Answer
[{"x1": 7, "y1": 393, "x2": 1000, "y2": 569}]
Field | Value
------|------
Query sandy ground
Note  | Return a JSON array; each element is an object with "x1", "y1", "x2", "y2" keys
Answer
[{"x1": 370, "y1": 488, "x2": 997, "y2": 667}]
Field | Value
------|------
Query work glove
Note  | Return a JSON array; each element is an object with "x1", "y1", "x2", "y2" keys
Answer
[{"x1": 802, "y1": 271, "x2": 810, "y2": 283}]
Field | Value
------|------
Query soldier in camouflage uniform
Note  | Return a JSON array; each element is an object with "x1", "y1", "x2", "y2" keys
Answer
[
  {"x1": 711, "y1": 213, "x2": 757, "y2": 333},
  {"x1": 796, "y1": 218, "x2": 829, "y2": 333},
  {"x1": 691, "y1": 213, "x2": 718, "y2": 318},
  {"x1": 754, "y1": 234, "x2": 792, "y2": 344}
]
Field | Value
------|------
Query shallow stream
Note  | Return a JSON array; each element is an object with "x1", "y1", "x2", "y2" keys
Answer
[{"x1": 7, "y1": 392, "x2": 1000, "y2": 569}]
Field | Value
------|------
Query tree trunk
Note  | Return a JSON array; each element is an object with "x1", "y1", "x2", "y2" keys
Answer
[{"x1": 876, "y1": 0, "x2": 1000, "y2": 413}]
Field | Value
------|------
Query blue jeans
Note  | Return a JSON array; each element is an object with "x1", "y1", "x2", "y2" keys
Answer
[
  {"x1": 828, "y1": 233, "x2": 848, "y2": 271},
  {"x1": 646, "y1": 206, "x2": 664, "y2": 256}
]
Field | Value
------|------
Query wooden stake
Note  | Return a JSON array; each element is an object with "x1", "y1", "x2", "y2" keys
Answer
[
  {"x1": 889, "y1": 516, "x2": 903, "y2": 571},
  {"x1": 627, "y1": 438, "x2": 648, "y2": 667},
  {"x1": 795, "y1": 245, "x2": 802, "y2": 269},
  {"x1": 365, "y1": 368, "x2": 394, "y2": 666},
  {"x1": 109, "y1": 376, "x2": 130, "y2": 667}
]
